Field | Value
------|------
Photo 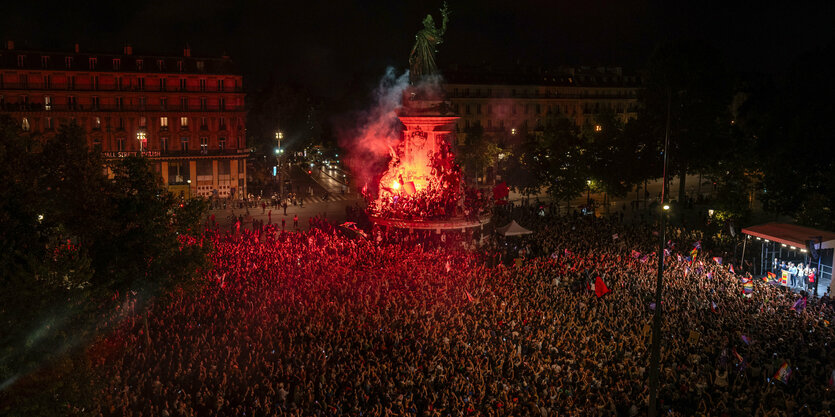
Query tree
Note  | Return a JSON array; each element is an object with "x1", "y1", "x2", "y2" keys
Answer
[
  {"x1": 641, "y1": 41, "x2": 734, "y2": 212},
  {"x1": 502, "y1": 132, "x2": 547, "y2": 198},
  {"x1": 0, "y1": 120, "x2": 209, "y2": 415},
  {"x1": 459, "y1": 123, "x2": 500, "y2": 184},
  {"x1": 538, "y1": 115, "x2": 589, "y2": 210},
  {"x1": 585, "y1": 109, "x2": 636, "y2": 211}
]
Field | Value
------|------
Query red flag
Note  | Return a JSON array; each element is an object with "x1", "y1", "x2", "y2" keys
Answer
[
  {"x1": 595, "y1": 276, "x2": 611, "y2": 298},
  {"x1": 465, "y1": 291, "x2": 475, "y2": 303}
]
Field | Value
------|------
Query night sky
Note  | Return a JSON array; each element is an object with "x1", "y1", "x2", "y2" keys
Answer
[{"x1": 2, "y1": 0, "x2": 834, "y2": 105}]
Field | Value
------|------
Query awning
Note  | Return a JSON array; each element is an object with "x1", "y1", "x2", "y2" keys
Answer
[{"x1": 741, "y1": 222, "x2": 835, "y2": 250}]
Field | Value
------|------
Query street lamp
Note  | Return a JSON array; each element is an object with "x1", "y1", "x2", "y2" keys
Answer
[
  {"x1": 586, "y1": 179, "x2": 592, "y2": 208},
  {"x1": 275, "y1": 131, "x2": 284, "y2": 196},
  {"x1": 136, "y1": 129, "x2": 147, "y2": 153}
]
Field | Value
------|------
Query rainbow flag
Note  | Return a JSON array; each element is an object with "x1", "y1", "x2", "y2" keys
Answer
[
  {"x1": 712, "y1": 256, "x2": 723, "y2": 264},
  {"x1": 743, "y1": 280, "x2": 754, "y2": 295},
  {"x1": 766, "y1": 271, "x2": 776, "y2": 282},
  {"x1": 729, "y1": 264, "x2": 735, "y2": 274},
  {"x1": 690, "y1": 246, "x2": 699, "y2": 259},
  {"x1": 774, "y1": 362, "x2": 792, "y2": 384}
]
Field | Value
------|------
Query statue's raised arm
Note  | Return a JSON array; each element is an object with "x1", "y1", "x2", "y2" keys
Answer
[{"x1": 409, "y1": 2, "x2": 451, "y2": 84}]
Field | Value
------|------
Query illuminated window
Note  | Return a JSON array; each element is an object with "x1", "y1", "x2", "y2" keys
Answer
[
  {"x1": 44, "y1": 96, "x2": 51, "y2": 111},
  {"x1": 594, "y1": 124, "x2": 602, "y2": 132},
  {"x1": 180, "y1": 117, "x2": 188, "y2": 129},
  {"x1": 511, "y1": 128, "x2": 517, "y2": 135},
  {"x1": 160, "y1": 117, "x2": 168, "y2": 129},
  {"x1": 94, "y1": 117, "x2": 101, "y2": 129},
  {"x1": 200, "y1": 136, "x2": 208, "y2": 153}
]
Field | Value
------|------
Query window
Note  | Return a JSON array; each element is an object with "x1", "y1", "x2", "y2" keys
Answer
[
  {"x1": 92, "y1": 96, "x2": 99, "y2": 109},
  {"x1": 157, "y1": 59, "x2": 164, "y2": 71},
  {"x1": 219, "y1": 117, "x2": 226, "y2": 129},
  {"x1": 160, "y1": 116, "x2": 168, "y2": 130},
  {"x1": 65, "y1": 56, "x2": 73, "y2": 68},
  {"x1": 19, "y1": 74, "x2": 28, "y2": 88},
  {"x1": 92, "y1": 139, "x2": 101, "y2": 153},
  {"x1": 536, "y1": 104, "x2": 541, "y2": 114},
  {"x1": 179, "y1": 79, "x2": 186, "y2": 91},
  {"x1": 44, "y1": 96, "x2": 51, "y2": 111},
  {"x1": 219, "y1": 98, "x2": 225, "y2": 110},
  {"x1": 139, "y1": 117, "x2": 147, "y2": 128},
  {"x1": 45, "y1": 117, "x2": 53, "y2": 130},
  {"x1": 487, "y1": 104, "x2": 492, "y2": 115},
  {"x1": 477, "y1": 104, "x2": 482, "y2": 115},
  {"x1": 17, "y1": 55, "x2": 25, "y2": 68},
  {"x1": 89, "y1": 57, "x2": 97, "y2": 70},
  {"x1": 139, "y1": 97, "x2": 146, "y2": 109},
  {"x1": 136, "y1": 59, "x2": 143, "y2": 71},
  {"x1": 67, "y1": 96, "x2": 77, "y2": 110},
  {"x1": 465, "y1": 104, "x2": 471, "y2": 115},
  {"x1": 91, "y1": 75, "x2": 98, "y2": 90},
  {"x1": 180, "y1": 136, "x2": 189, "y2": 151},
  {"x1": 115, "y1": 97, "x2": 123, "y2": 110},
  {"x1": 180, "y1": 117, "x2": 188, "y2": 129},
  {"x1": 160, "y1": 137, "x2": 168, "y2": 152},
  {"x1": 217, "y1": 79, "x2": 224, "y2": 92},
  {"x1": 116, "y1": 77, "x2": 122, "y2": 90},
  {"x1": 160, "y1": 78, "x2": 167, "y2": 91},
  {"x1": 137, "y1": 78, "x2": 145, "y2": 90},
  {"x1": 199, "y1": 79, "x2": 206, "y2": 91},
  {"x1": 41, "y1": 56, "x2": 50, "y2": 68},
  {"x1": 200, "y1": 117, "x2": 208, "y2": 130},
  {"x1": 180, "y1": 97, "x2": 188, "y2": 110},
  {"x1": 112, "y1": 58, "x2": 120, "y2": 70},
  {"x1": 218, "y1": 137, "x2": 226, "y2": 150},
  {"x1": 168, "y1": 161, "x2": 189, "y2": 184},
  {"x1": 200, "y1": 98, "x2": 207, "y2": 110},
  {"x1": 196, "y1": 61, "x2": 205, "y2": 72},
  {"x1": 68, "y1": 76, "x2": 75, "y2": 90},
  {"x1": 44, "y1": 75, "x2": 51, "y2": 89},
  {"x1": 200, "y1": 137, "x2": 208, "y2": 153},
  {"x1": 117, "y1": 138, "x2": 125, "y2": 151},
  {"x1": 117, "y1": 118, "x2": 125, "y2": 130},
  {"x1": 160, "y1": 97, "x2": 167, "y2": 110},
  {"x1": 177, "y1": 60, "x2": 184, "y2": 72},
  {"x1": 94, "y1": 117, "x2": 101, "y2": 129}
]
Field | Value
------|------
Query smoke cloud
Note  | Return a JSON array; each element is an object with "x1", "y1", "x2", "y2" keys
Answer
[{"x1": 338, "y1": 67, "x2": 411, "y2": 193}]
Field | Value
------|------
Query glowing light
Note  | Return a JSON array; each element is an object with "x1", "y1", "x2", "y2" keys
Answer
[
  {"x1": 790, "y1": 246, "x2": 796, "y2": 250},
  {"x1": 392, "y1": 181, "x2": 400, "y2": 190},
  {"x1": 511, "y1": 128, "x2": 517, "y2": 135},
  {"x1": 662, "y1": 204, "x2": 670, "y2": 210},
  {"x1": 594, "y1": 124, "x2": 602, "y2": 132}
]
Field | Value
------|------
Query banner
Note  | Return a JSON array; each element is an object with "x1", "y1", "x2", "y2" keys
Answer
[{"x1": 780, "y1": 270, "x2": 789, "y2": 286}]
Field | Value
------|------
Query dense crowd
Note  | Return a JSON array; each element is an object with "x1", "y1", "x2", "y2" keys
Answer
[{"x1": 88, "y1": 208, "x2": 835, "y2": 416}]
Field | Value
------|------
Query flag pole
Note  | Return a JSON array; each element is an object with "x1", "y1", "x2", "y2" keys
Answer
[{"x1": 648, "y1": 89, "x2": 672, "y2": 417}]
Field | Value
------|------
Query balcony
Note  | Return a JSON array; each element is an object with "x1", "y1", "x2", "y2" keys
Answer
[
  {"x1": 0, "y1": 82, "x2": 243, "y2": 93},
  {"x1": 101, "y1": 148, "x2": 249, "y2": 159},
  {"x1": 0, "y1": 102, "x2": 244, "y2": 113}
]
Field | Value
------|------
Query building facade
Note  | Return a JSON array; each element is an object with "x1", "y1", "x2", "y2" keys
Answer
[
  {"x1": 0, "y1": 41, "x2": 247, "y2": 199},
  {"x1": 443, "y1": 66, "x2": 642, "y2": 144}
]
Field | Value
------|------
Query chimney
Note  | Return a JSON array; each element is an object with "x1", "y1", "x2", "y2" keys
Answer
[
  {"x1": 74, "y1": 43, "x2": 80, "y2": 53},
  {"x1": 6, "y1": 40, "x2": 13, "y2": 50},
  {"x1": 183, "y1": 45, "x2": 191, "y2": 57},
  {"x1": 124, "y1": 45, "x2": 133, "y2": 55}
]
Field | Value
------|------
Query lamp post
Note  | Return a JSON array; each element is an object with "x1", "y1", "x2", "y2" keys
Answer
[
  {"x1": 275, "y1": 131, "x2": 284, "y2": 196},
  {"x1": 586, "y1": 179, "x2": 592, "y2": 209},
  {"x1": 137, "y1": 129, "x2": 147, "y2": 153}
]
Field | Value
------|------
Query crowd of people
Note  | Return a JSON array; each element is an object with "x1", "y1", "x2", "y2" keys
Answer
[{"x1": 87, "y1": 206, "x2": 835, "y2": 416}]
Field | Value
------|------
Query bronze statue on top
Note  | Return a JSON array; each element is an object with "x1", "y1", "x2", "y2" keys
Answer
[{"x1": 409, "y1": 2, "x2": 450, "y2": 85}]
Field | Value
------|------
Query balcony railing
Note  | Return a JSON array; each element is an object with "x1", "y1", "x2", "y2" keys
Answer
[
  {"x1": 0, "y1": 103, "x2": 244, "y2": 112},
  {"x1": 0, "y1": 83, "x2": 243, "y2": 93}
]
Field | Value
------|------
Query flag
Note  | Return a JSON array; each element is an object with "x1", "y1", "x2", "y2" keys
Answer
[
  {"x1": 640, "y1": 255, "x2": 649, "y2": 263},
  {"x1": 631, "y1": 250, "x2": 641, "y2": 259},
  {"x1": 773, "y1": 362, "x2": 792, "y2": 384},
  {"x1": 729, "y1": 264, "x2": 735, "y2": 274},
  {"x1": 740, "y1": 335, "x2": 751, "y2": 345},
  {"x1": 706, "y1": 272, "x2": 713, "y2": 280},
  {"x1": 677, "y1": 254, "x2": 683, "y2": 263},
  {"x1": 711, "y1": 301, "x2": 719, "y2": 313},
  {"x1": 595, "y1": 276, "x2": 611, "y2": 298},
  {"x1": 780, "y1": 270, "x2": 789, "y2": 285},
  {"x1": 743, "y1": 280, "x2": 754, "y2": 295},
  {"x1": 766, "y1": 271, "x2": 776, "y2": 282},
  {"x1": 712, "y1": 257, "x2": 723, "y2": 264},
  {"x1": 685, "y1": 266, "x2": 691, "y2": 277},
  {"x1": 791, "y1": 297, "x2": 807, "y2": 312},
  {"x1": 690, "y1": 246, "x2": 699, "y2": 259},
  {"x1": 732, "y1": 348, "x2": 744, "y2": 364},
  {"x1": 612, "y1": 233, "x2": 619, "y2": 240},
  {"x1": 465, "y1": 290, "x2": 475, "y2": 303},
  {"x1": 663, "y1": 248, "x2": 671, "y2": 257}
]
